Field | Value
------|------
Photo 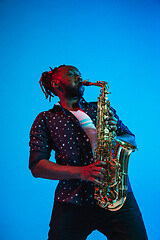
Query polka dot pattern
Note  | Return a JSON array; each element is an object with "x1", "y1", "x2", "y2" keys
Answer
[{"x1": 29, "y1": 98, "x2": 134, "y2": 206}]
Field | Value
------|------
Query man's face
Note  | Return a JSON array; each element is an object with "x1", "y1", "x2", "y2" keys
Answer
[{"x1": 57, "y1": 66, "x2": 84, "y2": 99}]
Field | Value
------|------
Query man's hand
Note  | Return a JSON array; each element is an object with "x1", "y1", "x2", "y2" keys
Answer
[
  {"x1": 105, "y1": 110, "x2": 117, "y2": 132},
  {"x1": 79, "y1": 161, "x2": 107, "y2": 186}
]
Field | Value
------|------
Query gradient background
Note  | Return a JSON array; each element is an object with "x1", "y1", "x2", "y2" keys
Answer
[{"x1": 1, "y1": 0, "x2": 160, "y2": 239}]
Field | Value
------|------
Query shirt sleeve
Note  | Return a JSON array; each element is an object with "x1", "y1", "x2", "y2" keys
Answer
[
  {"x1": 111, "y1": 107, "x2": 135, "y2": 137},
  {"x1": 29, "y1": 112, "x2": 51, "y2": 170}
]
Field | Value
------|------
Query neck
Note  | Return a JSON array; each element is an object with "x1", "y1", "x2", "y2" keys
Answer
[{"x1": 59, "y1": 97, "x2": 80, "y2": 111}]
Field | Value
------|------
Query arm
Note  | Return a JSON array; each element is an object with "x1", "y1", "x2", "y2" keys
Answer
[
  {"x1": 107, "y1": 110, "x2": 137, "y2": 147},
  {"x1": 31, "y1": 159, "x2": 81, "y2": 179},
  {"x1": 29, "y1": 112, "x2": 107, "y2": 186},
  {"x1": 116, "y1": 133, "x2": 137, "y2": 148},
  {"x1": 31, "y1": 159, "x2": 107, "y2": 186}
]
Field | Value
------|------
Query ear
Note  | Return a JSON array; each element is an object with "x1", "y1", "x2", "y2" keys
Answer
[
  {"x1": 52, "y1": 81, "x2": 59, "y2": 89},
  {"x1": 52, "y1": 80, "x2": 63, "y2": 93}
]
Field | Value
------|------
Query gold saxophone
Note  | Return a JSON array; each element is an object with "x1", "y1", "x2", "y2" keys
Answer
[{"x1": 82, "y1": 80, "x2": 136, "y2": 211}]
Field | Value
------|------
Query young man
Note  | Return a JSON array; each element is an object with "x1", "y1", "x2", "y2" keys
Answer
[{"x1": 29, "y1": 65, "x2": 148, "y2": 240}]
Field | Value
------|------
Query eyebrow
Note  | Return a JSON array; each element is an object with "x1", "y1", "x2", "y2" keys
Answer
[{"x1": 68, "y1": 69, "x2": 81, "y2": 76}]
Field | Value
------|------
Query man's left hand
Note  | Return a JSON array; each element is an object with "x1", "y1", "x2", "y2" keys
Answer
[{"x1": 105, "y1": 110, "x2": 117, "y2": 132}]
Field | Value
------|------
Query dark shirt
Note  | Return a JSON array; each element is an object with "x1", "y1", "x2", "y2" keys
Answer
[{"x1": 29, "y1": 98, "x2": 134, "y2": 206}]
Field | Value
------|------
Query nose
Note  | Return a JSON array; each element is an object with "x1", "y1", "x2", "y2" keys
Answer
[{"x1": 75, "y1": 75, "x2": 82, "y2": 82}]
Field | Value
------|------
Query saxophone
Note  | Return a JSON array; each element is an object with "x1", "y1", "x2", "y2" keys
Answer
[{"x1": 82, "y1": 80, "x2": 136, "y2": 211}]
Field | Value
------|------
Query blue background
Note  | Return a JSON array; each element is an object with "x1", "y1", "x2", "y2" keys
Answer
[{"x1": 1, "y1": 0, "x2": 160, "y2": 239}]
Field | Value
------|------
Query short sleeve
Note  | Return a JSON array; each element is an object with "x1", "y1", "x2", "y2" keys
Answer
[
  {"x1": 111, "y1": 107, "x2": 135, "y2": 137},
  {"x1": 29, "y1": 112, "x2": 51, "y2": 170}
]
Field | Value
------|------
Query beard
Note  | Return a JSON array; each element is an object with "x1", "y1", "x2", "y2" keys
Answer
[{"x1": 64, "y1": 83, "x2": 85, "y2": 99}]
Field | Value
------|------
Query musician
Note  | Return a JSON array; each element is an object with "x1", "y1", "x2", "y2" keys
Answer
[{"x1": 29, "y1": 65, "x2": 148, "y2": 239}]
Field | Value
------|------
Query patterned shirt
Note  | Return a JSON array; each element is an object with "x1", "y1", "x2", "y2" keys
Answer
[{"x1": 29, "y1": 98, "x2": 134, "y2": 206}]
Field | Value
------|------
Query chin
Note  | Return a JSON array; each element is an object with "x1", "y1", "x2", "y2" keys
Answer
[
  {"x1": 77, "y1": 90, "x2": 84, "y2": 98},
  {"x1": 78, "y1": 86, "x2": 84, "y2": 96}
]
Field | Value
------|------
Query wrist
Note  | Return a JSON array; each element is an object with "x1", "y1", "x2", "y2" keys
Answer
[{"x1": 71, "y1": 166, "x2": 82, "y2": 180}]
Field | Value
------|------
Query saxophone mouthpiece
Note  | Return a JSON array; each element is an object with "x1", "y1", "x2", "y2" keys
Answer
[{"x1": 81, "y1": 79, "x2": 90, "y2": 86}]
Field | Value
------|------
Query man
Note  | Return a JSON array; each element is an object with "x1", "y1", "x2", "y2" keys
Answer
[{"x1": 29, "y1": 65, "x2": 148, "y2": 240}]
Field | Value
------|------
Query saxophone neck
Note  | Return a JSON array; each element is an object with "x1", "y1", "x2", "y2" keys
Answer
[
  {"x1": 82, "y1": 80, "x2": 108, "y2": 88},
  {"x1": 82, "y1": 80, "x2": 111, "y2": 95}
]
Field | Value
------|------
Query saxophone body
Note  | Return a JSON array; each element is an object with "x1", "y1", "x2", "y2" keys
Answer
[{"x1": 82, "y1": 80, "x2": 136, "y2": 211}]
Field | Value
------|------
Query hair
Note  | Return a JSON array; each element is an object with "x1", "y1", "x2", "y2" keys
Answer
[{"x1": 39, "y1": 65, "x2": 66, "y2": 101}]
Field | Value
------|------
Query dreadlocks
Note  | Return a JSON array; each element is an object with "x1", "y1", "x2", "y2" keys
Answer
[{"x1": 39, "y1": 65, "x2": 66, "y2": 101}]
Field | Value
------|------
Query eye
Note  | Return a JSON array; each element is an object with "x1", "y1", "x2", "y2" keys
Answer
[{"x1": 68, "y1": 71, "x2": 74, "y2": 76}]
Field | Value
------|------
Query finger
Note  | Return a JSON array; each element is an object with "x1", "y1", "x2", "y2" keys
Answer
[
  {"x1": 93, "y1": 167, "x2": 107, "y2": 175},
  {"x1": 93, "y1": 178, "x2": 105, "y2": 186},
  {"x1": 92, "y1": 172, "x2": 106, "y2": 181},
  {"x1": 98, "y1": 171, "x2": 107, "y2": 181},
  {"x1": 109, "y1": 125, "x2": 117, "y2": 132},
  {"x1": 92, "y1": 169, "x2": 107, "y2": 182},
  {"x1": 107, "y1": 121, "x2": 117, "y2": 127},
  {"x1": 106, "y1": 119, "x2": 117, "y2": 129},
  {"x1": 106, "y1": 117, "x2": 117, "y2": 124},
  {"x1": 95, "y1": 161, "x2": 107, "y2": 167},
  {"x1": 105, "y1": 120, "x2": 117, "y2": 127},
  {"x1": 105, "y1": 110, "x2": 114, "y2": 117},
  {"x1": 109, "y1": 116, "x2": 117, "y2": 122},
  {"x1": 99, "y1": 167, "x2": 107, "y2": 175}
]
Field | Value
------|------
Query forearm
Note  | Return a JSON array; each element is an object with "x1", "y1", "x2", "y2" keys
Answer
[
  {"x1": 31, "y1": 158, "x2": 107, "y2": 186},
  {"x1": 31, "y1": 159, "x2": 81, "y2": 180}
]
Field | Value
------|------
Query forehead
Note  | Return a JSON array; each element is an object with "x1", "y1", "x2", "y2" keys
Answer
[{"x1": 59, "y1": 66, "x2": 81, "y2": 75}]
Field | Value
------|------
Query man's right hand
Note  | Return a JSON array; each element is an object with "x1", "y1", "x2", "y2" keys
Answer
[{"x1": 79, "y1": 161, "x2": 107, "y2": 186}]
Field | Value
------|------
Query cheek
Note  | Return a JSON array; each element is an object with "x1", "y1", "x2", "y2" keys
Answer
[
  {"x1": 65, "y1": 78, "x2": 74, "y2": 85},
  {"x1": 61, "y1": 80, "x2": 70, "y2": 88},
  {"x1": 69, "y1": 80, "x2": 76, "y2": 88}
]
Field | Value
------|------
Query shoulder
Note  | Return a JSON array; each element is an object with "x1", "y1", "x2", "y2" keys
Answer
[
  {"x1": 31, "y1": 109, "x2": 54, "y2": 128},
  {"x1": 88, "y1": 101, "x2": 97, "y2": 109},
  {"x1": 34, "y1": 105, "x2": 62, "y2": 120},
  {"x1": 33, "y1": 110, "x2": 50, "y2": 122}
]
